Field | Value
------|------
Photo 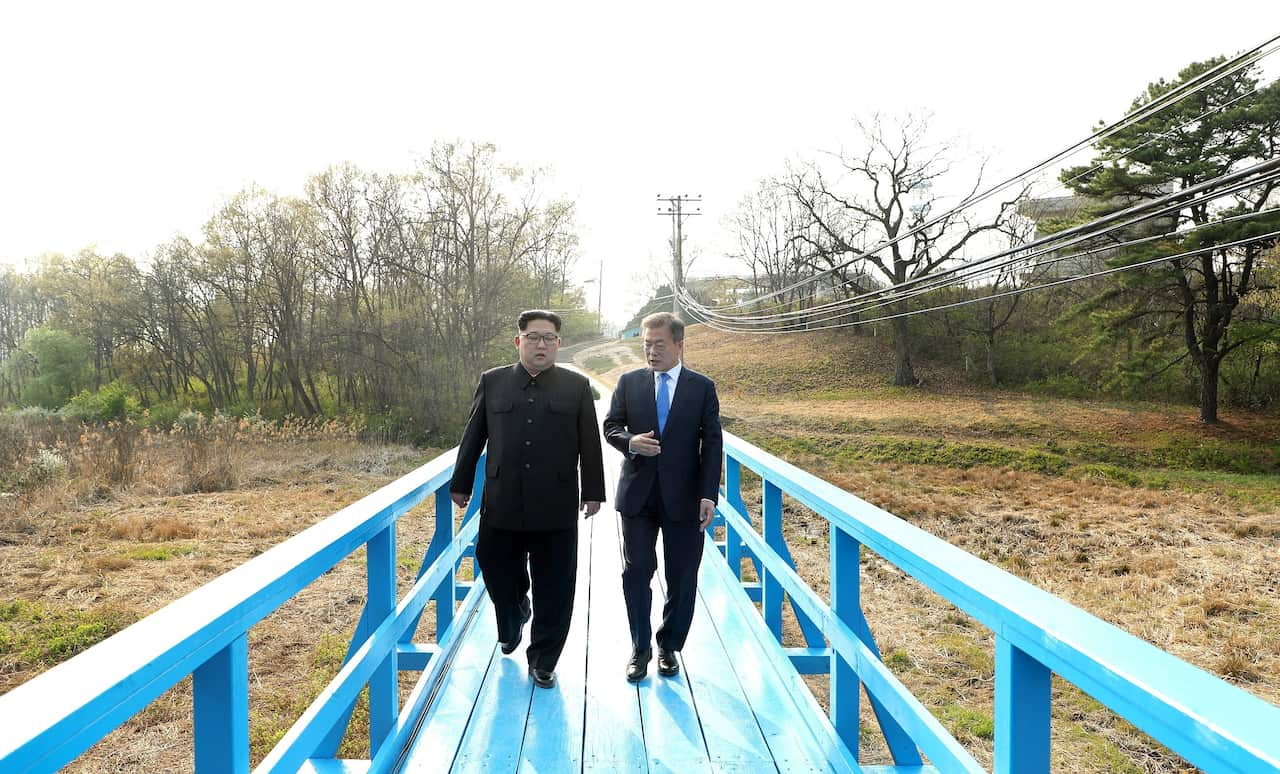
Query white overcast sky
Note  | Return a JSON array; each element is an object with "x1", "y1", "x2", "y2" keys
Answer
[{"x1": 0, "y1": 1, "x2": 1273, "y2": 325}]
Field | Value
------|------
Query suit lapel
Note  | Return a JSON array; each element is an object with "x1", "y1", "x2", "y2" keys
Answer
[{"x1": 667, "y1": 367, "x2": 692, "y2": 424}]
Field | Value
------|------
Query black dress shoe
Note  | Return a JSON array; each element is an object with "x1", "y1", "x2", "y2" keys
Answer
[
  {"x1": 657, "y1": 649, "x2": 680, "y2": 677},
  {"x1": 529, "y1": 666, "x2": 555, "y2": 689},
  {"x1": 500, "y1": 596, "x2": 533, "y2": 655},
  {"x1": 626, "y1": 648, "x2": 652, "y2": 683}
]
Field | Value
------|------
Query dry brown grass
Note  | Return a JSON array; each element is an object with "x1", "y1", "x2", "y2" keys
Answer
[{"x1": 0, "y1": 426, "x2": 434, "y2": 772}]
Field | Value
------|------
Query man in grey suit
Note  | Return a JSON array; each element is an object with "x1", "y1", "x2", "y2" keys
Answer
[
  {"x1": 603, "y1": 312, "x2": 722, "y2": 682},
  {"x1": 450, "y1": 310, "x2": 606, "y2": 689}
]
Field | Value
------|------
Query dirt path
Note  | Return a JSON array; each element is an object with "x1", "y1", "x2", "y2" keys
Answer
[{"x1": 568, "y1": 338, "x2": 643, "y2": 386}]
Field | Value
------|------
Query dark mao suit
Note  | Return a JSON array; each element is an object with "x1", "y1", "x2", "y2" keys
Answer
[
  {"x1": 450, "y1": 363, "x2": 606, "y2": 670},
  {"x1": 603, "y1": 366, "x2": 722, "y2": 652}
]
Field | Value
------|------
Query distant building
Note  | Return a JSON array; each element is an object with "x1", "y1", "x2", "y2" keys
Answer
[
  {"x1": 1017, "y1": 193, "x2": 1178, "y2": 279},
  {"x1": 620, "y1": 326, "x2": 640, "y2": 339}
]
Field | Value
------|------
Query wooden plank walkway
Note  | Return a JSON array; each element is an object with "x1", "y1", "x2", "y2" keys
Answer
[{"x1": 397, "y1": 410, "x2": 858, "y2": 773}]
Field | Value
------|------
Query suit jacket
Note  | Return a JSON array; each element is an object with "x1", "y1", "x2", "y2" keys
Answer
[
  {"x1": 450, "y1": 364, "x2": 606, "y2": 531},
  {"x1": 603, "y1": 366, "x2": 723, "y2": 521}
]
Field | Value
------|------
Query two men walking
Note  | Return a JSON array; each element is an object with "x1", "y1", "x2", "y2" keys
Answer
[{"x1": 450, "y1": 309, "x2": 721, "y2": 687}]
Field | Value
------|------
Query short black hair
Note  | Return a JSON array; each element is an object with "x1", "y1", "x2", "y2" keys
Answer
[
  {"x1": 641, "y1": 311, "x2": 684, "y2": 342},
  {"x1": 518, "y1": 309, "x2": 562, "y2": 332}
]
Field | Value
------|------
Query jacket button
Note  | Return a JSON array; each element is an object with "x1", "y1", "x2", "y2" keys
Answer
[
  {"x1": 524, "y1": 463, "x2": 531, "y2": 469},
  {"x1": 528, "y1": 397, "x2": 534, "y2": 403},
  {"x1": 525, "y1": 440, "x2": 531, "y2": 446},
  {"x1": 527, "y1": 418, "x2": 533, "y2": 424}
]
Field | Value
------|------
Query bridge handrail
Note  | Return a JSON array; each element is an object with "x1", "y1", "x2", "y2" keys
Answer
[
  {"x1": 720, "y1": 431, "x2": 1280, "y2": 772},
  {"x1": 0, "y1": 447, "x2": 474, "y2": 773}
]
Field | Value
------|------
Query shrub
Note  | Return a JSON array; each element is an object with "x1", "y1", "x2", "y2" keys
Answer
[
  {"x1": 24, "y1": 448, "x2": 68, "y2": 485},
  {"x1": 62, "y1": 382, "x2": 142, "y2": 424}
]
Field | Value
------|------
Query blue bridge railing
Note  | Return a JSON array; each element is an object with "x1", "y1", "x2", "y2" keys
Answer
[
  {"x1": 0, "y1": 447, "x2": 488, "y2": 773},
  {"x1": 716, "y1": 432, "x2": 1280, "y2": 772},
  {"x1": 2, "y1": 430, "x2": 1278, "y2": 772}
]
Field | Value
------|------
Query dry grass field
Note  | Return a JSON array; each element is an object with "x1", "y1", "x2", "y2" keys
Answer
[
  {"x1": 2, "y1": 327, "x2": 1277, "y2": 772},
  {"x1": 0, "y1": 417, "x2": 442, "y2": 771},
  {"x1": 671, "y1": 326, "x2": 1280, "y2": 772}
]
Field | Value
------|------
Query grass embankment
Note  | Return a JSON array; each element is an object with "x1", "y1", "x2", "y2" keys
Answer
[{"x1": 668, "y1": 325, "x2": 1279, "y2": 772}]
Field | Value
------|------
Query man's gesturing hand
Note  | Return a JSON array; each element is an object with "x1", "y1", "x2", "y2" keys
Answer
[
  {"x1": 630, "y1": 430, "x2": 661, "y2": 457},
  {"x1": 581, "y1": 500, "x2": 601, "y2": 518}
]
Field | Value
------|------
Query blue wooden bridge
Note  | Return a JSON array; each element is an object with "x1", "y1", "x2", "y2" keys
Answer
[{"x1": 2, "y1": 381, "x2": 1279, "y2": 772}]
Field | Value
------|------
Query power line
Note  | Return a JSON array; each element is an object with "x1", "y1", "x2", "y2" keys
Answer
[
  {"x1": 685, "y1": 158, "x2": 1280, "y2": 328},
  {"x1": 683, "y1": 228, "x2": 1280, "y2": 335},
  {"x1": 693, "y1": 34, "x2": 1280, "y2": 315}
]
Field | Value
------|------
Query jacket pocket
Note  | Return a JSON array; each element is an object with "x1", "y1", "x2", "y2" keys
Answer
[
  {"x1": 490, "y1": 399, "x2": 513, "y2": 414},
  {"x1": 548, "y1": 400, "x2": 574, "y2": 414},
  {"x1": 485, "y1": 461, "x2": 500, "y2": 478}
]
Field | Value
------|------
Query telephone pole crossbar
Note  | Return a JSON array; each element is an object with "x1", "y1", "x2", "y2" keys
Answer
[{"x1": 656, "y1": 194, "x2": 701, "y2": 319}]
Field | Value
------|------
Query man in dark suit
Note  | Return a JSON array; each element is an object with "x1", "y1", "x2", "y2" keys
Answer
[
  {"x1": 450, "y1": 310, "x2": 606, "y2": 689},
  {"x1": 603, "y1": 312, "x2": 722, "y2": 682}
]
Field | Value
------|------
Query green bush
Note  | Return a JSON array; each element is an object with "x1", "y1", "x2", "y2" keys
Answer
[{"x1": 62, "y1": 381, "x2": 142, "y2": 423}]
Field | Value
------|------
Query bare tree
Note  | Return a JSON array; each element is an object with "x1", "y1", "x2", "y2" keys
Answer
[{"x1": 785, "y1": 113, "x2": 1026, "y2": 385}]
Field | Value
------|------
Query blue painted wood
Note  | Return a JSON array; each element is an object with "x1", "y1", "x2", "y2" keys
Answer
[
  {"x1": 723, "y1": 432, "x2": 1280, "y2": 772},
  {"x1": 0, "y1": 449, "x2": 459, "y2": 773},
  {"x1": 518, "y1": 512, "x2": 593, "y2": 773},
  {"x1": 371, "y1": 581, "x2": 489, "y2": 774},
  {"x1": 718, "y1": 497, "x2": 976, "y2": 771},
  {"x1": 995, "y1": 637, "x2": 1051, "y2": 773},
  {"x1": 259, "y1": 516, "x2": 481, "y2": 772},
  {"x1": 830, "y1": 528, "x2": 860, "y2": 759},
  {"x1": 450, "y1": 651, "x2": 533, "y2": 772},
  {"x1": 300, "y1": 759, "x2": 372, "y2": 773},
  {"x1": 367, "y1": 526, "x2": 398, "y2": 757},
  {"x1": 192, "y1": 633, "x2": 249, "y2": 774},
  {"x1": 581, "y1": 511, "x2": 647, "y2": 773},
  {"x1": 680, "y1": 552, "x2": 779, "y2": 772},
  {"x1": 9, "y1": 387, "x2": 1279, "y2": 774},
  {"x1": 395, "y1": 643, "x2": 440, "y2": 672},
  {"x1": 725, "y1": 457, "x2": 746, "y2": 582},
  {"x1": 762, "y1": 479, "x2": 785, "y2": 641},
  {"x1": 695, "y1": 536, "x2": 852, "y2": 773},
  {"x1": 829, "y1": 526, "x2": 921, "y2": 765},
  {"x1": 397, "y1": 596, "x2": 498, "y2": 772},
  {"x1": 786, "y1": 647, "x2": 834, "y2": 674},
  {"x1": 643, "y1": 535, "x2": 712, "y2": 774}
]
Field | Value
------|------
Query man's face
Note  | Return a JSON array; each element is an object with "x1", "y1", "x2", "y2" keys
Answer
[
  {"x1": 516, "y1": 319, "x2": 560, "y2": 373},
  {"x1": 642, "y1": 324, "x2": 683, "y2": 372}
]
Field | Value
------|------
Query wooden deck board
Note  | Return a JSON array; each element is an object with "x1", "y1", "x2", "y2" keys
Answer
[{"x1": 397, "y1": 394, "x2": 856, "y2": 773}]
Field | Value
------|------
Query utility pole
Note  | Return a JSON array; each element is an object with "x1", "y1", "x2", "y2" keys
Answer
[
  {"x1": 656, "y1": 194, "x2": 701, "y2": 319},
  {"x1": 595, "y1": 259, "x2": 603, "y2": 336}
]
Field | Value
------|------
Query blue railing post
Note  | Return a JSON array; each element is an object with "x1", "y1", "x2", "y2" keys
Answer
[
  {"x1": 192, "y1": 634, "x2": 249, "y2": 774},
  {"x1": 830, "y1": 527, "x2": 860, "y2": 759},
  {"x1": 433, "y1": 487, "x2": 456, "y2": 635},
  {"x1": 762, "y1": 478, "x2": 784, "y2": 642},
  {"x1": 366, "y1": 526, "x2": 397, "y2": 755},
  {"x1": 995, "y1": 637, "x2": 1051, "y2": 773},
  {"x1": 724, "y1": 457, "x2": 744, "y2": 580}
]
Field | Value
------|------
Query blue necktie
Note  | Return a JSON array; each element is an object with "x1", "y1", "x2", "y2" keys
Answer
[{"x1": 656, "y1": 372, "x2": 671, "y2": 435}]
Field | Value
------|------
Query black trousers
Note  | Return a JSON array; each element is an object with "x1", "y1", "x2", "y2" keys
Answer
[
  {"x1": 620, "y1": 485, "x2": 704, "y2": 652},
  {"x1": 474, "y1": 521, "x2": 577, "y2": 672}
]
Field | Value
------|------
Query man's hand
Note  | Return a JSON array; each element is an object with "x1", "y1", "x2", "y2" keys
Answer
[
  {"x1": 629, "y1": 430, "x2": 661, "y2": 457},
  {"x1": 698, "y1": 498, "x2": 715, "y2": 531},
  {"x1": 451, "y1": 492, "x2": 469, "y2": 509},
  {"x1": 581, "y1": 500, "x2": 601, "y2": 518}
]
